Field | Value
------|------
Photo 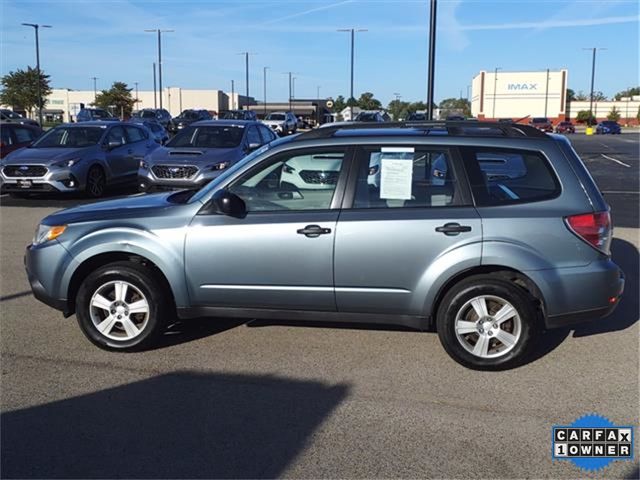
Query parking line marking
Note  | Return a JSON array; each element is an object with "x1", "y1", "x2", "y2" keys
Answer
[
  {"x1": 601, "y1": 154, "x2": 631, "y2": 168},
  {"x1": 601, "y1": 190, "x2": 639, "y2": 194}
]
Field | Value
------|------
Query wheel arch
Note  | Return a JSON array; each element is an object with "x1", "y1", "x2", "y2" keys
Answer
[
  {"x1": 65, "y1": 251, "x2": 178, "y2": 317},
  {"x1": 429, "y1": 265, "x2": 547, "y2": 330}
]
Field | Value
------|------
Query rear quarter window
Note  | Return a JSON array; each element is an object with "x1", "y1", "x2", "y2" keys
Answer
[{"x1": 460, "y1": 147, "x2": 560, "y2": 206}]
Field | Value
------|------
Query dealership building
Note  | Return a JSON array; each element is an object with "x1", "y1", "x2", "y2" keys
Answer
[
  {"x1": 471, "y1": 69, "x2": 569, "y2": 121},
  {"x1": 471, "y1": 69, "x2": 639, "y2": 124}
]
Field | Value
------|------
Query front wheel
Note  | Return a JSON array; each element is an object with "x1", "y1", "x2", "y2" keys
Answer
[
  {"x1": 85, "y1": 165, "x2": 106, "y2": 198},
  {"x1": 436, "y1": 275, "x2": 540, "y2": 370},
  {"x1": 75, "y1": 261, "x2": 170, "y2": 351}
]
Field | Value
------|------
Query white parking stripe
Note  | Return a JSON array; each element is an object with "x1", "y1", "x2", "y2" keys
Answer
[
  {"x1": 602, "y1": 190, "x2": 639, "y2": 194},
  {"x1": 601, "y1": 154, "x2": 631, "y2": 168}
]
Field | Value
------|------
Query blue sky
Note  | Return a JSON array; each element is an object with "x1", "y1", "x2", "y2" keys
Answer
[{"x1": 1, "y1": 0, "x2": 638, "y2": 105}]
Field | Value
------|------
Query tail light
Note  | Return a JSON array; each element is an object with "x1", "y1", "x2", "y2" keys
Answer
[{"x1": 565, "y1": 211, "x2": 612, "y2": 254}]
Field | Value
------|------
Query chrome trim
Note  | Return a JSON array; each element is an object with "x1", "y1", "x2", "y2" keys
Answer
[{"x1": 200, "y1": 284, "x2": 410, "y2": 293}]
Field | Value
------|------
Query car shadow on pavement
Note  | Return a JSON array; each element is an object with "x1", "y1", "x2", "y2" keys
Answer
[
  {"x1": 0, "y1": 371, "x2": 349, "y2": 479},
  {"x1": 572, "y1": 238, "x2": 639, "y2": 337},
  {"x1": 152, "y1": 317, "x2": 247, "y2": 349}
]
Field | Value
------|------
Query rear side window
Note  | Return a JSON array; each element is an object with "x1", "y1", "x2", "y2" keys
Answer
[
  {"x1": 14, "y1": 127, "x2": 37, "y2": 143},
  {"x1": 125, "y1": 126, "x2": 146, "y2": 142},
  {"x1": 460, "y1": 147, "x2": 560, "y2": 206},
  {"x1": 353, "y1": 147, "x2": 459, "y2": 208}
]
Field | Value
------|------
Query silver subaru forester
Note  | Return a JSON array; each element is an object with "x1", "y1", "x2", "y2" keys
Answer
[{"x1": 25, "y1": 122, "x2": 624, "y2": 369}]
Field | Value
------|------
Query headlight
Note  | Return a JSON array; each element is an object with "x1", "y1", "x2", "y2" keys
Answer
[
  {"x1": 33, "y1": 224, "x2": 67, "y2": 245},
  {"x1": 139, "y1": 160, "x2": 149, "y2": 169},
  {"x1": 210, "y1": 162, "x2": 230, "y2": 171},
  {"x1": 52, "y1": 158, "x2": 81, "y2": 168}
]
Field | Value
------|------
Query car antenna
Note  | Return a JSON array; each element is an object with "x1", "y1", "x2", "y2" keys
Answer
[{"x1": 514, "y1": 115, "x2": 531, "y2": 124}]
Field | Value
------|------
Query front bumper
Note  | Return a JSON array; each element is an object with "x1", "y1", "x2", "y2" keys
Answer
[
  {"x1": 24, "y1": 240, "x2": 78, "y2": 316},
  {"x1": 137, "y1": 165, "x2": 223, "y2": 191},
  {"x1": 0, "y1": 165, "x2": 82, "y2": 193}
]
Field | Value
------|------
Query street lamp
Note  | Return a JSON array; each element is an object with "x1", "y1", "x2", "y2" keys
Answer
[
  {"x1": 263, "y1": 66, "x2": 269, "y2": 116},
  {"x1": 292, "y1": 77, "x2": 296, "y2": 100},
  {"x1": 237, "y1": 52, "x2": 257, "y2": 100},
  {"x1": 152, "y1": 62, "x2": 157, "y2": 109},
  {"x1": 91, "y1": 77, "x2": 98, "y2": 103},
  {"x1": 337, "y1": 28, "x2": 367, "y2": 120},
  {"x1": 492, "y1": 67, "x2": 502, "y2": 119},
  {"x1": 21, "y1": 23, "x2": 51, "y2": 125},
  {"x1": 283, "y1": 72, "x2": 297, "y2": 111},
  {"x1": 582, "y1": 47, "x2": 606, "y2": 124},
  {"x1": 393, "y1": 92, "x2": 401, "y2": 102},
  {"x1": 134, "y1": 81, "x2": 139, "y2": 107},
  {"x1": 317, "y1": 85, "x2": 321, "y2": 99},
  {"x1": 144, "y1": 29, "x2": 173, "y2": 110}
]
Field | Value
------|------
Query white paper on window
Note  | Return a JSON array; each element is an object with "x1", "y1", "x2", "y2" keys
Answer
[{"x1": 379, "y1": 148, "x2": 414, "y2": 200}]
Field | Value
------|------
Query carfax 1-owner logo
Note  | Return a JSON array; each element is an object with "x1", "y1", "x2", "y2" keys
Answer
[{"x1": 552, "y1": 414, "x2": 634, "y2": 472}]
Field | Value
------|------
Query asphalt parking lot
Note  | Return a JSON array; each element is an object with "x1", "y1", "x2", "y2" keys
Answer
[{"x1": 1, "y1": 132, "x2": 638, "y2": 478}]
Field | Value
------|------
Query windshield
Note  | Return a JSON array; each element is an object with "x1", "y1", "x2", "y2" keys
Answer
[
  {"x1": 219, "y1": 111, "x2": 244, "y2": 120},
  {"x1": 190, "y1": 136, "x2": 292, "y2": 204},
  {"x1": 32, "y1": 127, "x2": 104, "y2": 148},
  {"x1": 166, "y1": 125, "x2": 244, "y2": 148},
  {"x1": 532, "y1": 118, "x2": 549, "y2": 123},
  {"x1": 177, "y1": 110, "x2": 200, "y2": 119},
  {"x1": 355, "y1": 113, "x2": 378, "y2": 121},
  {"x1": 1, "y1": 110, "x2": 22, "y2": 119},
  {"x1": 266, "y1": 113, "x2": 285, "y2": 121},
  {"x1": 91, "y1": 110, "x2": 113, "y2": 119},
  {"x1": 134, "y1": 110, "x2": 157, "y2": 119}
]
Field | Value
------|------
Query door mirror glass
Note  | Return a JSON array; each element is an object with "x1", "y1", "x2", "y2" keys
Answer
[
  {"x1": 212, "y1": 189, "x2": 246, "y2": 218},
  {"x1": 247, "y1": 142, "x2": 261, "y2": 151},
  {"x1": 106, "y1": 139, "x2": 122, "y2": 150}
]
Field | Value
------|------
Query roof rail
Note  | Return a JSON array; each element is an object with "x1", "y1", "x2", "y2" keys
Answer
[{"x1": 295, "y1": 121, "x2": 548, "y2": 141}]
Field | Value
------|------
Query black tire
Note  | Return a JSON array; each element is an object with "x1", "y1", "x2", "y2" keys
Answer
[
  {"x1": 436, "y1": 275, "x2": 541, "y2": 370},
  {"x1": 85, "y1": 165, "x2": 106, "y2": 198},
  {"x1": 75, "y1": 261, "x2": 170, "y2": 351}
]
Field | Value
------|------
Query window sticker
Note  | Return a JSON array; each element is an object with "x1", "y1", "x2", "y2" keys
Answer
[{"x1": 379, "y1": 148, "x2": 414, "y2": 200}]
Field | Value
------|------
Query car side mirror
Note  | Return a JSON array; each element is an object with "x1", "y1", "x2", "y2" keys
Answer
[
  {"x1": 247, "y1": 142, "x2": 261, "y2": 152},
  {"x1": 211, "y1": 189, "x2": 246, "y2": 218}
]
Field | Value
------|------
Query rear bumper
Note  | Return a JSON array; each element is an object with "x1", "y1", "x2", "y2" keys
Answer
[{"x1": 536, "y1": 261, "x2": 625, "y2": 329}]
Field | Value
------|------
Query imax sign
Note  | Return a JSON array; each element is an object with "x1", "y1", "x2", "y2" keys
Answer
[{"x1": 507, "y1": 83, "x2": 538, "y2": 91}]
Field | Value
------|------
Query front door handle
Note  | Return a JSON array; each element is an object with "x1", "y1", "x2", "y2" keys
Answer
[
  {"x1": 435, "y1": 222, "x2": 472, "y2": 236},
  {"x1": 297, "y1": 224, "x2": 331, "y2": 238}
]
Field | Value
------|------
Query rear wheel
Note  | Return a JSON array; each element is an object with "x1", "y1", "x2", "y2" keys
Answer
[
  {"x1": 85, "y1": 165, "x2": 106, "y2": 198},
  {"x1": 436, "y1": 275, "x2": 540, "y2": 370},
  {"x1": 76, "y1": 261, "x2": 169, "y2": 351}
]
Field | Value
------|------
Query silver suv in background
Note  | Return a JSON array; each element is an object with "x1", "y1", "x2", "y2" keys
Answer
[
  {"x1": 25, "y1": 122, "x2": 624, "y2": 370},
  {"x1": 138, "y1": 120, "x2": 277, "y2": 192},
  {"x1": 263, "y1": 111, "x2": 297, "y2": 135},
  {"x1": 0, "y1": 122, "x2": 159, "y2": 197}
]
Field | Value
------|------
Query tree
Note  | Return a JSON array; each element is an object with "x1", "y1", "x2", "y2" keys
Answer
[
  {"x1": 346, "y1": 96, "x2": 358, "y2": 107},
  {"x1": 592, "y1": 91, "x2": 607, "y2": 101},
  {"x1": 387, "y1": 99, "x2": 410, "y2": 120},
  {"x1": 93, "y1": 82, "x2": 136, "y2": 118},
  {"x1": 0, "y1": 67, "x2": 51, "y2": 116},
  {"x1": 574, "y1": 91, "x2": 589, "y2": 101},
  {"x1": 331, "y1": 95, "x2": 346, "y2": 113},
  {"x1": 356, "y1": 92, "x2": 381, "y2": 110},
  {"x1": 566, "y1": 88, "x2": 576, "y2": 102},
  {"x1": 576, "y1": 110, "x2": 596, "y2": 125},
  {"x1": 614, "y1": 87, "x2": 640, "y2": 100},
  {"x1": 607, "y1": 106, "x2": 621, "y2": 121},
  {"x1": 438, "y1": 97, "x2": 471, "y2": 117},
  {"x1": 637, "y1": 106, "x2": 640, "y2": 122}
]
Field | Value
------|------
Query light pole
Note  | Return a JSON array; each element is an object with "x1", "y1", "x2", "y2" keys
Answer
[
  {"x1": 317, "y1": 85, "x2": 321, "y2": 99},
  {"x1": 426, "y1": 0, "x2": 437, "y2": 120},
  {"x1": 21, "y1": 23, "x2": 51, "y2": 125},
  {"x1": 544, "y1": 68, "x2": 550, "y2": 118},
  {"x1": 583, "y1": 47, "x2": 606, "y2": 124},
  {"x1": 492, "y1": 67, "x2": 501, "y2": 119},
  {"x1": 134, "y1": 81, "x2": 139, "y2": 107},
  {"x1": 337, "y1": 27, "x2": 367, "y2": 120},
  {"x1": 152, "y1": 62, "x2": 157, "y2": 108},
  {"x1": 263, "y1": 66, "x2": 269, "y2": 116},
  {"x1": 145, "y1": 29, "x2": 173, "y2": 110},
  {"x1": 292, "y1": 77, "x2": 296, "y2": 100},
  {"x1": 237, "y1": 52, "x2": 257, "y2": 100},
  {"x1": 283, "y1": 72, "x2": 296, "y2": 111},
  {"x1": 467, "y1": 85, "x2": 471, "y2": 101},
  {"x1": 91, "y1": 77, "x2": 98, "y2": 103}
]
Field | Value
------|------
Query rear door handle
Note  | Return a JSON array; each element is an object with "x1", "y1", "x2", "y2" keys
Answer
[
  {"x1": 297, "y1": 224, "x2": 332, "y2": 238},
  {"x1": 435, "y1": 222, "x2": 472, "y2": 236}
]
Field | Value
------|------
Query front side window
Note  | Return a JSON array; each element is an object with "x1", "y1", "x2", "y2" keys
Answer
[
  {"x1": 106, "y1": 126, "x2": 127, "y2": 145},
  {"x1": 460, "y1": 147, "x2": 560, "y2": 206},
  {"x1": 14, "y1": 127, "x2": 37, "y2": 143},
  {"x1": 167, "y1": 125, "x2": 244, "y2": 148},
  {"x1": 246, "y1": 126, "x2": 261, "y2": 146},
  {"x1": 353, "y1": 147, "x2": 458, "y2": 209},
  {"x1": 227, "y1": 149, "x2": 345, "y2": 212},
  {"x1": 125, "y1": 126, "x2": 146, "y2": 142},
  {"x1": 32, "y1": 127, "x2": 104, "y2": 148}
]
